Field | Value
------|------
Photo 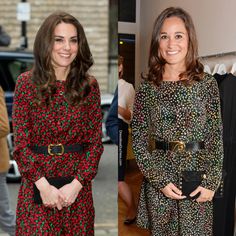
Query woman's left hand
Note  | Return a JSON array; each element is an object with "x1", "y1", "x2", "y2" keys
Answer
[
  {"x1": 59, "y1": 179, "x2": 83, "y2": 207},
  {"x1": 190, "y1": 186, "x2": 215, "y2": 202}
]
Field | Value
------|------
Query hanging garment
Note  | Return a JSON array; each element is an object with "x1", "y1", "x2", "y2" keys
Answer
[
  {"x1": 213, "y1": 73, "x2": 236, "y2": 236},
  {"x1": 204, "y1": 64, "x2": 211, "y2": 74},
  {"x1": 230, "y1": 63, "x2": 236, "y2": 75},
  {"x1": 216, "y1": 64, "x2": 227, "y2": 75}
]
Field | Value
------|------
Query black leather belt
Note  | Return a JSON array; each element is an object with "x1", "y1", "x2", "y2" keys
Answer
[
  {"x1": 155, "y1": 140, "x2": 205, "y2": 152},
  {"x1": 30, "y1": 143, "x2": 84, "y2": 156}
]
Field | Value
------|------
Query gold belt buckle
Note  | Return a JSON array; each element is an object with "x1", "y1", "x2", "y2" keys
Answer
[
  {"x1": 170, "y1": 141, "x2": 186, "y2": 152},
  {"x1": 48, "y1": 143, "x2": 64, "y2": 156}
]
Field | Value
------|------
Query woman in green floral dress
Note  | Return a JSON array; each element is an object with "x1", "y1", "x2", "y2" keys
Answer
[{"x1": 132, "y1": 7, "x2": 223, "y2": 236}]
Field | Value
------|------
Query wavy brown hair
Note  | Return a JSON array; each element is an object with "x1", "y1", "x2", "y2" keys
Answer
[
  {"x1": 144, "y1": 7, "x2": 204, "y2": 86},
  {"x1": 32, "y1": 11, "x2": 93, "y2": 105}
]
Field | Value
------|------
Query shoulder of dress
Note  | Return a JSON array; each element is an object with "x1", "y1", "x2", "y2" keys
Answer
[
  {"x1": 86, "y1": 76, "x2": 101, "y2": 101},
  {"x1": 137, "y1": 80, "x2": 154, "y2": 94},
  {"x1": 202, "y1": 73, "x2": 215, "y2": 83},
  {"x1": 196, "y1": 73, "x2": 217, "y2": 88},
  {"x1": 16, "y1": 70, "x2": 33, "y2": 87},
  {"x1": 198, "y1": 73, "x2": 220, "y2": 98},
  {"x1": 87, "y1": 75, "x2": 98, "y2": 87}
]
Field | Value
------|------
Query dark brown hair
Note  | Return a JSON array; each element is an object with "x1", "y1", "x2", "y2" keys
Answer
[
  {"x1": 144, "y1": 7, "x2": 204, "y2": 86},
  {"x1": 32, "y1": 11, "x2": 94, "y2": 105}
]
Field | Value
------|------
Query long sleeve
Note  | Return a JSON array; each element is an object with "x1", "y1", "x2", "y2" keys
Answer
[
  {"x1": 75, "y1": 80, "x2": 104, "y2": 185},
  {"x1": 132, "y1": 82, "x2": 173, "y2": 189},
  {"x1": 12, "y1": 74, "x2": 43, "y2": 182},
  {"x1": 0, "y1": 87, "x2": 10, "y2": 138},
  {"x1": 201, "y1": 78, "x2": 224, "y2": 191}
]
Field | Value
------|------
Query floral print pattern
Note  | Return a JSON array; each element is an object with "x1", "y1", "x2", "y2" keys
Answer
[
  {"x1": 13, "y1": 71, "x2": 103, "y2": 235},
  {"x1": 132, "y1": 74, "x2": 223, "y2": 235}
]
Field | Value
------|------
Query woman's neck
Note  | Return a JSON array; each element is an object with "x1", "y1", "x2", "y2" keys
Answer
[
  {"x1": 54, "y1": 67, "x2": 70, "y2": 81},
  {"x1": 163, "y1": 64, "x2": 186, "y2": 81}
]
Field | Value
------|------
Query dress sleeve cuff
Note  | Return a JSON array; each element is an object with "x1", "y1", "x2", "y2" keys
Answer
[
  {"x1": 75, "y1": 174, "x2": 84, "y2": 186},
  {"x1": 201, "y1": 175, "x2": 221, "y2": 192}
]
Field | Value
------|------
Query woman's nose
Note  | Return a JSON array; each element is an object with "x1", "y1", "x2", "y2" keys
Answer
[
  {"x1": 167, "y1": 37, "x2": 175, "y2": 47},
  {"x1": 64, "y1": 41, "x2": 71, "y2": 50}
]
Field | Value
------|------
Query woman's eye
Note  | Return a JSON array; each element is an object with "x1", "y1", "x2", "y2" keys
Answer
[
  {"x1": 175, "y1": 34, "x2": 183, "y2": 39},
  {"x1": 160, "y1": 35, "x2": 168, "y2": 40},
  {"x1": 70, "y1": 38, "x2": 78, "y2": 44},
  {"x1": 54, "y1": 38, "x2": 63, "y2": 42}
]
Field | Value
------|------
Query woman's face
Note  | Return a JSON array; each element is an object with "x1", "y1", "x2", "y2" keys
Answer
[
  {"x1": 118, "y1": 63, "x2": 123, "y2": 79},
  {"x1": 159, "y1": 16, "x2": 189, "y2": 69},
  {"x1": 51, "y1": 22, "x2": 78, "y2": 70}
]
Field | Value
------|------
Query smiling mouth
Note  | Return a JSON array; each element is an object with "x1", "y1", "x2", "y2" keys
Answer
[
  {"x1": 167, "y1": 51, "x2": 179, "y2": 55},
  {"x1": 59, "y1": 54, "x2": 71, "y2": 58}
]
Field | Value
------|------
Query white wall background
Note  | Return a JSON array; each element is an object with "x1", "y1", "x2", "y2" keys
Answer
[{"x1": 139, "y1": 0, "x2": 236, "y2": 76}]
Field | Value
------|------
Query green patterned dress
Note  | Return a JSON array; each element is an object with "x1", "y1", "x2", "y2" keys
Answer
[{"x1": 132, "y1": 74, "x2": 223, "y2": 236}]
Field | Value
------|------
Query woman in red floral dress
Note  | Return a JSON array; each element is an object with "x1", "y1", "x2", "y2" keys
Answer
[{"x1": 12, "y1": 12, "x2": 103, "y2": 235}]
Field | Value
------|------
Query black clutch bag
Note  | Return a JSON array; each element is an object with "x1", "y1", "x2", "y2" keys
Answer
[
  {"x1": 180, "y1": 171, "x2": 225, "y2": 200},
  {"x1": 33, "y1": 176, "x2": 74, "y2": 204}
]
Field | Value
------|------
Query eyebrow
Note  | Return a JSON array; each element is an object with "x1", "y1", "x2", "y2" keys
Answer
[
  {"x1": 160, "y1": 31, "x2": 185, "y2": 34},
  {"x1": 175, "y1": 32, "x2": 185, "y2": 34},
  {"x1": 54, "y1": 35, "x2": 78, "y2": 38}
]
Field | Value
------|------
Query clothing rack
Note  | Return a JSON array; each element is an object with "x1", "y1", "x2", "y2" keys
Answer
[{"x1": 200, "y1": 51, "x2": 236, "y2": 75}]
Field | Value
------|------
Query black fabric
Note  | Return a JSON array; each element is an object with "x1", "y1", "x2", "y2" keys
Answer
[
  {"x1": 30, "y1": 144, "x2": 84, "y2": 155},
  {"x1": 181, "y1": 171, "x2": 203, "y2": 200},
  {"x1": 155, "y1": 140, "x2": 205, "y2": 152},
  {"x1": 33, "y1": 176, "x2": 74, "y2": 204},
  {"x1": 180, "y1": 170, "x2": 224, "y2": 200},
  {"x1": 118, "y1": 118, "x2": 128, "y2": 181},
  {"x1": 213, "y1": 73, "x2": 236, "y2": 236}
]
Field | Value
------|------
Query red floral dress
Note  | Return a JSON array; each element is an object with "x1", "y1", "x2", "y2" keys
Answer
[{"x1": 13, "y1": 71, "x2": 104, "y2": 236}]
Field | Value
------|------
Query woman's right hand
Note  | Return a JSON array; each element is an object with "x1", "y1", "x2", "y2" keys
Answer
[
  {"x1": 161, "y1": 183, "x2": 186, "y2": 200},
  {"x1": 35, "y1": 177, "x2": 65, "y2": 210}
]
